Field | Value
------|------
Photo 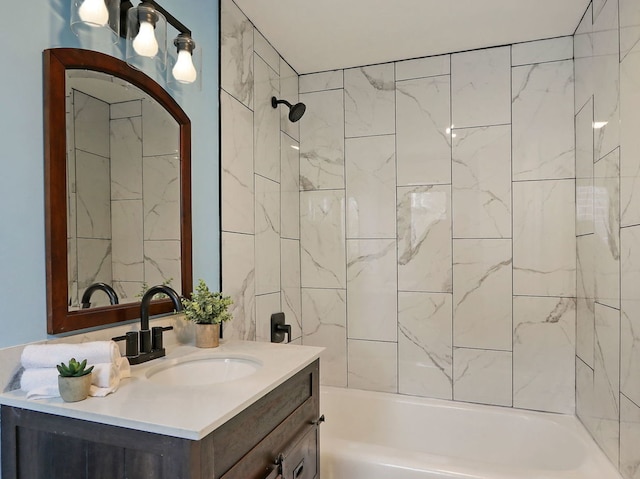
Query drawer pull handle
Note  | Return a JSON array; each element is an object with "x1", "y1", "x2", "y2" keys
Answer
[
  {"x1": 312, "y1": 414, "x2": 325, "y2": 425},
  {"x1": 293, "y1": 459, "x2": 304, "y2": 478}
]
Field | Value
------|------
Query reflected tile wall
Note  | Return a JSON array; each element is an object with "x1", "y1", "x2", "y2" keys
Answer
[
  {"x1": 396, "y1": 75, "x2": 451, "y2": 186},
  {"x1": 345, "y1": 64, "x2": 395, "y2": 137},
  {"x1": 74, "y1": 91, "x2": 110, "y2": 157},
  {"x1": 621, "y1": 226, "x2": 640, "y2": 406},
  {"x1": 346, "y1": 239, "x2": 397, "y2": 342},
  {"x1": 577, "y1": 234, "x2": 595, "y2": 367},
  {"x1": 513, "y1": 296, "x2": 576, "y2": 413},
  {"x1": 221, "y1": 0, "x2": 253, "y2": 109},
  {"x1": 576, "y1": 99, "x2": 594, "y2": 236},
  {"x1": 620, "y1": 0, "x2": 640, "y2": 62},
  {"x1": 620, "y1": 395, "x2": 640, "y2": 479},
  {"x1": 398, "y1": 292, "x2": 452, "y2": 400},
  {"x1": 397, "y1": 185, "x2": 452, "y2": 292},
  {"x1": 143, "y1": 155, "x2": 180, "y2": 241},
  {"x1": 76, "y1": 150, "x2": 111, "y2": 239},
  {"x1": 110, "y1": 115, "x2": 142, "y2": 201},
  {"x1": 302, "y1": 288, "x2": 347, "y2": 387},
  {"x1": 299, "y1": 89, "x2": 345, "y2": 190},
  {"x1": 111, "y1": 200, "x2": 143, "y2": 282},
  {"x1": 143, "y1": 240, "x2": 180, "y2": 288},
  {"x1": 346, "y1": 135, "x2": 396, "y2": 238},
  {"x1": 453, "y1": 239, "x2": 512, "y2": 351},
  {"x1": 621, "y1": 42, "x2": 640, "y2": 228},
  {"x1": 222, "y1": 232, "x2": 256, "y2": 340},
  {"x1": 574, "y1": 5, "x2": 594, "y2": 115},
  {"x1": 452, "y1": 125, "x2": 511, "y2": 238},
  {"x1": 512, "y1": 60, "x2": 575, "y2": 181}
]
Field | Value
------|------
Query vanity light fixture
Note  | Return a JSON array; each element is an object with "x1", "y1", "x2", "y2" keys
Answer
[{"x1": 71, "y1": 0, "x2": 200, "y2": 85}]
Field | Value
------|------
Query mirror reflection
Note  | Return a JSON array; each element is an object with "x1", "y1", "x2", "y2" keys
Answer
[{"x1": 65, "y1": 70, "x2": 182, "y2": 310}]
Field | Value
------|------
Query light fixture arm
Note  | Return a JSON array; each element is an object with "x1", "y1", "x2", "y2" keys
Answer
[{"x1": 119, "y1": 0, "x2": 192, "y2": 37}]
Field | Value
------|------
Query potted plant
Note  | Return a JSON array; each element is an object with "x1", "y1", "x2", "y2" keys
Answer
[
  {"x1": 181, "y1": 279, "x2": 233, "y2": 348},
  {"x1": 57, "y1": 358, "x2": 94, "y2": 402}
]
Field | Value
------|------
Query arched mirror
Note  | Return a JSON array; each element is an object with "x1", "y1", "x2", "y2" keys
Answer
[{"x1": 45, "y1": 48, "x2": 192, "y2": 334}]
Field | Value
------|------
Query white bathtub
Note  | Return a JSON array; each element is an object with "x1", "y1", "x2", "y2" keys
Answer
[{"x1": 320, "y1": 387, "x2": 622, "y2": 479}]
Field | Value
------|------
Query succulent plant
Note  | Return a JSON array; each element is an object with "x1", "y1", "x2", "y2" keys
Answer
[{"x1": 57, "y1": 358, "x2": 94, "y2": 377}]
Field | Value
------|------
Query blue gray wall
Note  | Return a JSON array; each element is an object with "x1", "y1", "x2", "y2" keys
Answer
[{"x1": 0, "y1": 1, "x2": 219, "y2": 348}]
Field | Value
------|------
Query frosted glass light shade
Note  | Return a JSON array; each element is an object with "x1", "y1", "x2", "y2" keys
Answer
[
  {"x1": 126, "y1": 3, "x2": 167, "y2": 73},
  {"x1": 70, "y1": 0, "x2": 120, "y2": 43}
]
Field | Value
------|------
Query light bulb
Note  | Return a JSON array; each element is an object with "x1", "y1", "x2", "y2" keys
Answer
[
  {"x1": 78, "y1": 0, "x2": 109, "y2": 26},
  {"x1": 172, "y1": 50, "x2": 197, "y2": 84},
  {"x1": 133, "y1": 21, "x2": 159, "y2": 57}
]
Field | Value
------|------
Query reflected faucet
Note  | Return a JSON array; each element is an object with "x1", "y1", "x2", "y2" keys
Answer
[{"x1": 81, "y1": 282, "x2": 119, "y2": 309}]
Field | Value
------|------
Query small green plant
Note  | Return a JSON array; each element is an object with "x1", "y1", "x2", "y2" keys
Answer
[
  {"x1": 136, "y1": 278, "x2": 174, "y2": 299},
  {"x1": 57, "y1": 358, "x2": 94, "y2": 377},
  {"x1": 181, "y1": 279, "x2": 233, "y2": 324}
]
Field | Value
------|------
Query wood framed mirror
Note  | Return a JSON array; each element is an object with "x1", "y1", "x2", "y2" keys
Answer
[{"x1": 44, "y1": 48, "x2": 192, "y2": 334}]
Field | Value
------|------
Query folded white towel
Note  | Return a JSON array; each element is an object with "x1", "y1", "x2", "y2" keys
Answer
[
  {"x1": 20, "y1": 357, "x2": 131, "y2": 400},
  {"x1": 21, "y1": 341, "x2": 120, "y2": 370}
]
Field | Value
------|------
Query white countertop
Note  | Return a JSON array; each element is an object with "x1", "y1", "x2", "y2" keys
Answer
[{"x1": 0, "y1": 340, "x2": 323, "y2": 440}]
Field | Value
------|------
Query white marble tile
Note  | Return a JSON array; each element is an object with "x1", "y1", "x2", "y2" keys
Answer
[
  {"x1": 513, "y1": 296, "x2": 576, "y2": 413},
  {"x1": 300, "y1": 190, "x2": 346, "y2": 288},
  {"x1": 621, "y1": 226, "x2": 640, "y2": 406},
  {"x1": 281, "y1": 239, "x2": 302, "y2": 341},
  {"x1": 574, "y1": 5, "x2": 594, "y2": 115},
  {"x1": 77, "y1": 238, "x2": 112, "y2": 298},
  {"x1": 398, "y1": 292, "x2": 453, "y2": 400},
  {"x1": 346, "y1": 135, "x2": 396, "y2": 238},
  {"x1": 299, "y1": 89, "x2": 345, "y2": 190},
  {"x1": 221, "y1": 0, "x2": 254, "y2": 109},
  {"x1": 344, "y1": 64, "x2": 395, "y2": 137},
  {"x1": 111, "y1": 200, "x2": 143, "y2": 282},
  {"x1": 143, "y1": 155, "x2": 180, "y2": 241},
  {"x1": 512, "y1": 60, "x2": 575, "y2": 181},
  {"x1": 73, "y1": 90, "x2": 110, "y2": 158},
  {"x1": 254, "y1": 29, "x2": 279, "y2": 74},
  {"x1": 576, "y1": 357, "x2": 596, "y2": 437},
  {"x1": 75, "y1": 150, "x2": 111, "y2": 240},
  {"x1": 513, "y1": 180, "x2": 576, "y2": 297},
  {"x1": 593, "y1": 0, "x2": 608, "y2": 24},
  {"x1": 111, "y1": 100, "x2": 141, "y2": 119},
  {"x1": 254, "y1": 56, "x2": 280, "y2": 182},
  {"x1": 347, "y1": 239, "x2": 397, "y2": 342},
  {"x1": 301, "y1": 288, "x2": 347, "y2": 387},
  {"x1": 112, "y1": 281, "x2": 143, "y2": 305},
  {"x1": 110, "y1": 116, "x2": 142, "y2": 201},
  {"x1": 592, "y1": 302, "x2": 621, "y2": 466},
  {"x1": 576, "y1": 99, "x2": 594, "y2": 236},
  {"x1": 453, "y1": 348, "x2": 512, "y2": 407},
  {"x1": 348, "y1": 339, "x2": 397, "y2": 393},
  {"x1": 279, "y1": 58, "x2": 300, "y2": 141},
  {"x1": 281, "y1": 133, "x2": 300, "y2": 239},
  {"x1": 594, "y1": 149, "x2": 620, "y2": 309},
  {"x1": 255, "y1": 292, "x2": 281, "y2": 343},
  {"x1": 620, "y1": 394, "x2": 640, "y2": 479},
  {"x1": 396, "y1": 75, "x2": 451, "y2": 186},
  {"x1": 451, "y1": 46, "x2": 511, "y2": 128},
  {"x1": 620, "y1": 0, "x2": 640, "y2": 62},
  {"x1": 255, "y1": 175, "x2": 280, "y2": 295},
  {"x1": 511, "y1": 37, "x2": 573, "y2": 66},
  {"x1": 299, "y1": 70, "x2": 343, "y2": 93},
  {"x1": 395, "y1": 54, "x2": 450, "y2": 81},
  {"x1": 221, "y1": 232, "x2": 256, "y2": 341},
  {"x1": 577, "y1": 234, "x2": 595, "y2": 368},
  {"x1": 621, "y1": 42, "x2": 640, "y2": 227},
  {"x1": 593, "y1": 0, "x2": 620, "y2": 162},
  {"x1": 452, "y1": 125, "x2": 511, "y2": 238},
  {"x1": 142, "y1": 98, "x2": 179, "y2": 157},
  {"x1": 453, "y1": 239, "x2": 512, "y2": 351},
  {"x1": 143, "y1": 240, "x2": 181, "y2": 290},
  {"x1": 221, "y1": 90, "x2": 254, "y2": 234},
  {"x1": 397, "y1": 185, "x2": 452, "y2": 293}
]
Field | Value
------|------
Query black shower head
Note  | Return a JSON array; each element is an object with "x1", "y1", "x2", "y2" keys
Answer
[{"x1": 271, "y1": 96, "x2": 307, "y2": 123}]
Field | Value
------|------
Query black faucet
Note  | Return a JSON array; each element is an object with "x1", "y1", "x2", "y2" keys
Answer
[
  {"x1": 113, "y1": 285, "x2": 183, "y2": 365},
  {"x1": 81, "y1": 282, "x2": 119, "y2": 308}
]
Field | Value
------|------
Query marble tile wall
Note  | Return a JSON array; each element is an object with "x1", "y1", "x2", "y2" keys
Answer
[
  {"x1": 298, "y1": 36, "x2": 576, "y2": 415},
  {"x1": 575, "y1": 1, "x2": 640, "y2": 475},
  {"x1": 220, "y1": 0, "x2": 301, "y2": 342}
]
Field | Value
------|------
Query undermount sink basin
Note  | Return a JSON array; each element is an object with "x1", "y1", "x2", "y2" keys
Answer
[{"x1": 145, "y1": 355, "x2": 262, "y2": 386}]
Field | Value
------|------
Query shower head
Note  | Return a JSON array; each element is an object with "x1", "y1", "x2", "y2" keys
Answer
[{"x1": 271, "y1": 96, "x2": 306, "y2": 123}]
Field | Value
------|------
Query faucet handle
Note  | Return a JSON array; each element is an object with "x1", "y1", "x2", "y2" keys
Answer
[
  {"x1": 152, "y1": 326, "x2": 173, "y2": 350},
  {"x1": 112, "y1": 331, "x2": 139, "y2": 357}
]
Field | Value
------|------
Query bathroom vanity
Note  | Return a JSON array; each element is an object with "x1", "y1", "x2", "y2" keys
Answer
[{"x1": 1, "y1": 341, "x2": 322, "y2": 479}]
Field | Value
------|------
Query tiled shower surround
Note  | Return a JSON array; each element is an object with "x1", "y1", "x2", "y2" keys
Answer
[{"x1": 221, "y1": 0, "x2": 640, "y2": 476}]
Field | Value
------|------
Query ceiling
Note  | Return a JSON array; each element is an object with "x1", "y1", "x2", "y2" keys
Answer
[{"x1": 232, "y1": 0, "x2": 591, "y2": 74}]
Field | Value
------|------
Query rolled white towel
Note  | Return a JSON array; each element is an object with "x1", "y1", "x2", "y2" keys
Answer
[{"x1": 21, "y1": 341, "x2": 120, "y2": 369}]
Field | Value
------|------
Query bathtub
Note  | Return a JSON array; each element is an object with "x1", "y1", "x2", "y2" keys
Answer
[{"x1": 320, "y1": 387, "x2": 622, "y2": 479}]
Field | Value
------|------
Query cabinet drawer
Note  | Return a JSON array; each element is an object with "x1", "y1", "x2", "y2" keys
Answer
[{"x1": 280, "y1": 424, "x2": 318, "y2": 479}]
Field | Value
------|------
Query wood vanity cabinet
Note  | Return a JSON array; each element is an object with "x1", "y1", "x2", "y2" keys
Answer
[{"x1": 1, "y1": 360, "x2": 320, "y2": 479}]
